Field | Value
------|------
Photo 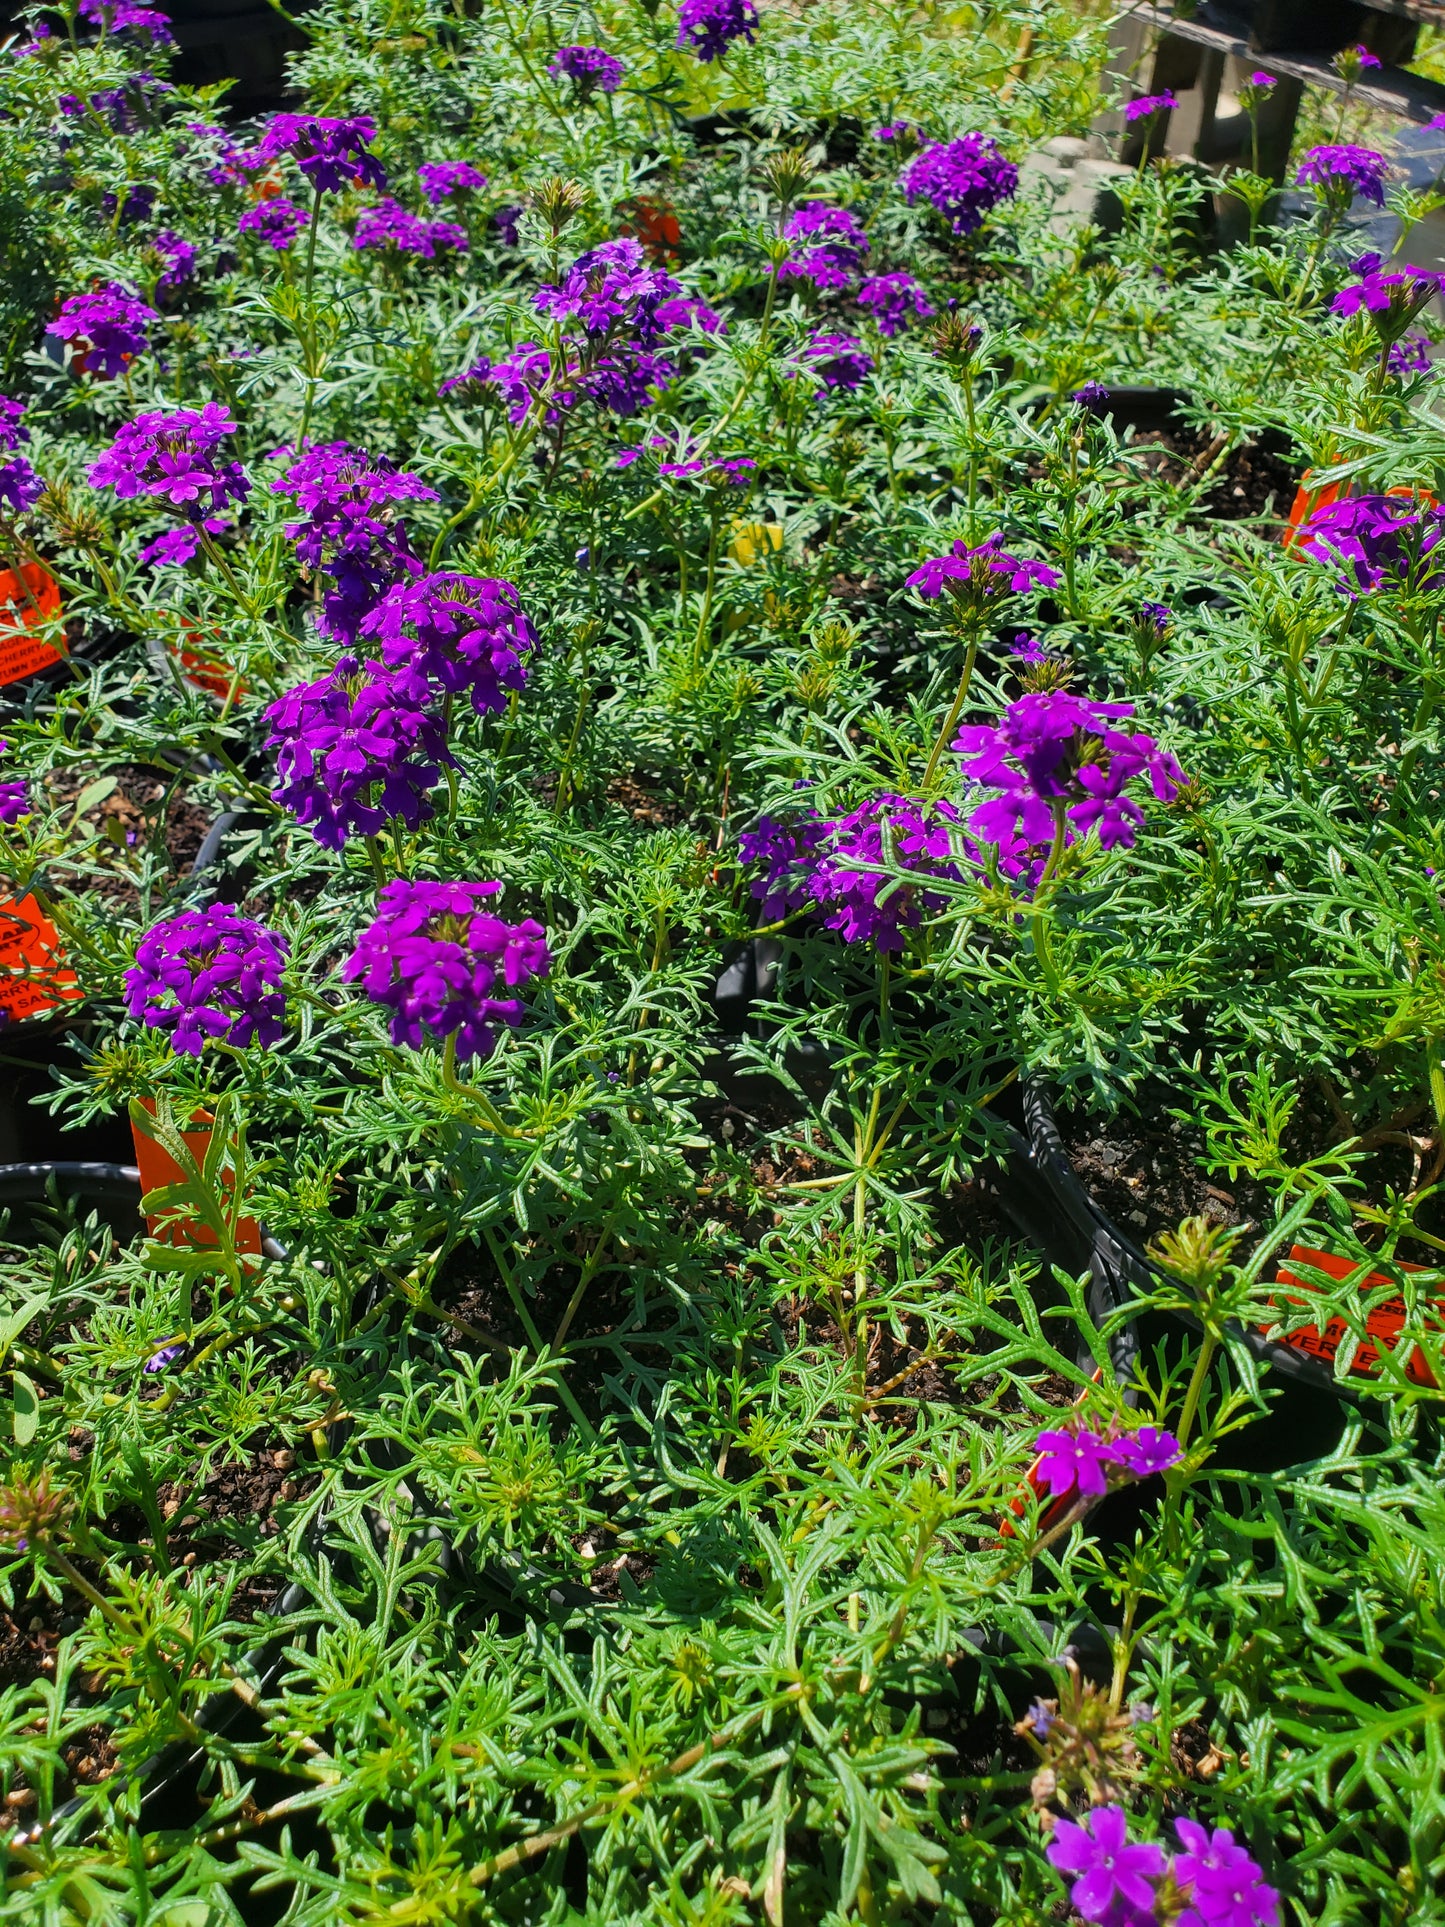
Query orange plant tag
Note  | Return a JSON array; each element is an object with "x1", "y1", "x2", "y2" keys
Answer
[
  {"x1": 171, "y1": 622, "x2": 246, "y2": 702},
  {"x1": 0, "y1": 564, "x2": 64, "y2": 687},
  {"x1": 1267, "y1": 1244, "x2": 1441, "y2": 1387},
  {"x1": 622, "y1": 195, "x2": 681, "y2": 261},
  {"x1": 0, "y1": 894, "x2": 80, "y2": 1023},
  {"x1": 131, "y1": 1098, "x2": 262, "y2": 1256}
]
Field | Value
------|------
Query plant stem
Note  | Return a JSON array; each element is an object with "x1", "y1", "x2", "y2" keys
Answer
[{"x1": 921, "y1": 628, "x2": 979, "y2": 794}]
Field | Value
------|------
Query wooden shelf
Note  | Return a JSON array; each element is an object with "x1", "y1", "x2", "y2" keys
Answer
[{"x1": 1130, "y1": 2, "x2": 1445, "y2": 119}]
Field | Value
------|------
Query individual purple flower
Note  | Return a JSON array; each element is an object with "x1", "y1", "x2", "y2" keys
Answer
[
  {"x1": 79, "y1": 0, "x2": 173, "y2": 41},
  {"x1": 808, "y1": 794, "x2": 963, "y2": 951},
  {"x1": 955, "y1": 688, "x2": 1184, "y2": 866},
  {"x1": 1072, "y1": 379, "x2": 1111, "y2": 410},
  {"x1": 153, "y1": 231, "x2": 197, "y2": 297},
  {"x1": 495, "y1": 203, "x2": 523, "y2": 247},
  {"x1": 1296, "y1": 493, "x2": 1445, "y2": 594},
  {"x1": 1296, "y1": 143, "x2": 1389, "y2": 210},
  {"x1": 1033, "y1": 1428, "x2": 1117, "y2": 1500},
  {"x1": 1337, "y1": 42, "x2": 1382, "y2": 72},
  {"x1": 354, "y1": 198, "x2": 468, "y2": 260},
  {"x1": 143, "y1": 1343, "x2": 184, "y2": 1373},
  {"x1": 1389, "y1": 332, "x2": 1433, "y2": 375},
  {"x1": 124, "y1": 905, "x2": 288, "y2": 1057},
  {"x1": 549, "y1": 43, "x2": 625, "y2": 94},
  {"x1": 102, "y1": 184, "x2": 157, "y2": 227},
  {"x1": 88, "y1": 404, "x2": 250, "y2": 518},
  {"x1": 439, "y1": 345, "x2": 563, "y2": 424},
  {"x1": 1125, "y1": 90, "x2": 1178, "y2": 121},
  {"x1": 899, "y1": 134, "x2": 1018, "y2": 236},
  {"x1": 417, "y1": 160, "x2": 488, "y2": 204},
  {"x1": 360, "y1": 573, "x2": 539, "y2": 715},
  {"x1": 1174, "y1": 1819, "x2": 1280, "y2": 1927},
  {"x1": 1111, "y1": 1425, "x2": 1183, "y2": 1478},
  {"x1": 676, "y1": 0, "x2": 757, "y2": 62},
  {"x1": 1140, "y1": 601, "x2": 1171, "y2": 634},
  {"x1": 1241, "y1": 70, "x2": 1275, "y2": 92},
  {"x1": 738, "y1": 812, "x2": 830, "y2": 920},
  {"x1": 654, "y1": 293, "x2": 725, "y2": 336},
  {"x1": 1023, "y1": 1701, "x2": 1053, "y2": 1737},
  {"x1": 855, "y1": 272, "x2": 935, "y2": 336},
  {"x1": 0, "y1": 745, "x2": 27, "y2": 827},
  {"x1": 1331, "y1": 262, "x2": 1445, "y2": 345},
  {"x1": 252, "y1": 113, "x2": 386, "y2": 195},
  {"x1": 534, "y1": 236, "x2": 682, "y2": 346},
  {"x1": 796, "y1": 332, "x2": 874, "y2": 394},
  {"x1": 1046, "y1": 1806, "x2": 1167, "y2": 1923},
  {"x1": 874, "y1": 119, "x2": 923, "y2": 144},
  {"x1": 273, "y1": 442, "x2": 436, "y2": 643},
  {"x1": 239, "y1": 196, "x2": 308, "y2": 251},
  {"x1": 47, "y1": 284, "x2": 158, "y2": 379},
  {"x1": 1009, "y1": 632, "x2": 1049, "y2": 664},
  {"x1": 0, "y1": 457, "x2": 44, "y2": 516},
  {"x1": 781, "y1": 203, "x2": 869, "y2": 290},
  {"x1": 907, "y1": 533, "x2": 1059, "y2": 609},
  {"x1": 343, "y1": 879, "x2": 550, "y2": 1064},
  {"x1": 264, "y1": 657, "x2": 454, "y2": 849}
]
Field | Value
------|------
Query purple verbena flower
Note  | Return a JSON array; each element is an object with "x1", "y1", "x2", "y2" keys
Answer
[
  {"x1": 676, "y1": 0, "x2": 757, "y2": 62},
  {"x1": 0, "y1": 457, "x2": 44, "y2": 516},
  {"x1": 102, "y1": 183, "x2": 156, "y2": 227},
  {"x1": 582, "y1": 348, "x2": 674, "y2": 415},
  {"x1": 1243, "y1": 70, "x2": 1275, "y2": 91},
  {"x1": 874, "y1": 119, "x2": 923, "y2": 144},
  {"x1": 1125, "y1": 91, "x2": 1178, "y2": 121},
  {"x1": 359, "y1": 573, "x2": 539, "y2": 715},
  {"x1": 856, "y1": 271, "x2": 935, "y2": 336},
  {"x1": 79, "y1": 0, "x2": 173, "y2": 41},
  {"x1": 907, "y1": 533, "x2": 1059, "y2": 608},
  {"x1": 1296, "y1": 143, "x2": 1389, "y2": 210},
  {"x1": 252, "y1": 113, "x2": 386, "y2": 195},
  {"x1": 272, "y1": 442, "x2": 436, "y2": 643},
  {"x1": 1331, "y1": 261, "x2": 1445, "y2": 345},
  {"x1": 143, "y1": 1343, "x2": 184, "y2": 1372},
  {"x1": 439, "y1": 345, "x2": 562, "y2": 423},
  {"x1": 1174, "y1": 1819, "x2": 1280, "y2": 1926},
  {"x1": 1389, "y1": 331, "x2": 1433, "y2": 375},
  {"x1": 1111, "y1": 1425, "x2": 1183, "y2": 1478},
  {"x1": 807, "y1": 794, "x2": 963, "y2": 950},
  {"x1": 0, "y1": 744, "x2": 27, "y2": 826},
  {"x1": 1338, "y1": 42, "x2": 1382, "y2": 72},
  {"x1": 343, "y1": 879, "x2": 550, "y2": 1063},
  {"x1": 955, "y1": 688, "x2": 1184, "y2": 866},
  {"x1": 88, "y1": 403, "x2": 250, "y2": 517},
  {"x1": 534, "y1": 236, "x2": 682, "y2": 346},
  {"x1": 417, "y1": 160, "x2": 487, "y2": 204},
  {"x1": 354, "y1": 198, "x2": 468, "y2": 259},
  {"x1": 1296, "y1": 493, "x2": 1445, "y2": 594},
  {"x1": 153, "y1": 230, "x2": 197, "y2": 296},
  {"x1": 1140, "y1": 601, "x2": 1171, "y2": 636},
  {"x1": 549, "y1": 43, "x2": 625, "y2": 94},
  {"x1": 1072, "y1": 379, "x2": 1111, "y2": 410},
  {"x1": 47, "y1": 283, "x2": 158, "y2": 379},
  {"x1": 264, "y1": 657, "x2": 454, "y2": 849},
  {"x1": 654, "y1": 293, "x2": 725, "y2": 335},
  {"x1": 781, "y1": 203, "x2": 869, "y2": 289},
  {"x1": 239, "y1": 195, "x2": 308, "y2": 251},
  {"x1": 124, "y1": 905, "x2": 288, "y2": 1056},
  {"x1": 738, "y1": 812, "x2": 830, "y2": 920},
  {"x1": 796, "y1": 331, "x2": 874, "y2": 394},
  {"x1": 899, "y1": 134, "x2": 1018, "y2": 235},
  {"x1": 1046, "y1": 1806, "x2": 1167, "y2": 1922},
  {"x1": 495, "y1": 203, "x2": 523, "y2": 247},
  {"x1": 1033, "y1": 1427, "x2": 1118, "y2": 1500}
]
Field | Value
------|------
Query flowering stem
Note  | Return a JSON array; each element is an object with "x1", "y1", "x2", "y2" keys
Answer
[
  {"x1": 920, "y1": 629, "x2": 979, "y2": 795},
  {"x1": 363, "y1": 836, "x2": 388, "y2": 889},
  {"x1": 441, "y1": 1032, "x2": 528, "y2": 1138},
  {"x1": 1174, "y1": 1329, "x2": 1218, "y2": 1454},
  {"x1": 295, "y1": 186, "x2": 324, "y2": 448},
  {"x1": 690, "y1": 510, "x2": 723, "y2": 673},
  {"x1": 1028, "y1": 804, "x2": 1070, "y2": 994}
]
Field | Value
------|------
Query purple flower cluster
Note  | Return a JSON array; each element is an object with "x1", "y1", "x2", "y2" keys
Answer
[
  {"x1": 900, "y1": 134, "x2": 1018, "y2": 236},
  {"x1": 0, "y1": 741, "x2": 27, "y2": 825},
  {"x1": 265, "y1": 657, "x2": 454, "y2": 849},
  {"x1": 1048, "y1": 1805, "x2": 1279, "y2": 1927},
  {"x1": 955, "y1": 688, "x2": 1184, "y2": 867},
  {"x1": 1296, "y1": 143, "x2": 1389, "y2": 209},
  {"x1": 417, "y1": 161, "x2": 487, "y2": 204},
  {"x1": 103, "y1": 184, "x2": 156, "y2": 227},
  {"x1": 1296, "y1": 493, "x2": 1445, "y2": 593},
  {"x1": 856, "y1": 272, "x2": 935, "y2": 336},
  {"x1": 124, "y1": 906, "x2": 288, "y2": 1057},
  {"x1": 495, "y1": 203, "x2": 523, "y2": 247},
  {"x1": 549, "y1": 43, "x2": 625, "y2": 93},
  {"x1": 139, "y1": 518, "x2": 228, "y2": 568},
  {"x1": 739, "y1": 795, "x2": 964, "y2": 951},
  {"x1": 0, "y1": 456, "x2": 46, "y2": 516},
  {"x1": 153, "y1": 231, "x2": 197, "y2": 297},
  {"x1": 676, "y1": 0, "x2": 757, "y2": 61},
  {"x1": 47, "y1": 284, "x2": 158, "y2": 379},
  {"x1": 252, "y1": 114, "x2": 386, "y2": 195},
  {"x1": 239, "y1": 196, "x2": 308, "y2": 251},
  {"x1": 907, "y1": 534, "x2": 1059, "y2": 610},
  {"x1": 273, "y1": 442, "x2": 436, "y2": 643},
  {"x1": 1124, "y1": 90, "x2": 1178, "y2": 121},
  {"x1": 354, "y1": 198, "x2": 468, "y2": 260},
  {"x1": 534, "y1": 236, "x2": 681, "y2": 345},
  {"x1": 1331, "y1": 261, "x2": 1445, "y2": 345},
  {"x1": 344, "y1": 879, "x2": 550, "y2": 1064},
  {"x1": 79, "y1": 0, "x2": 173, "y2": 41},
  {"x1": 1033, "y1": 1424, "x2": 1182, "y2": 1499},
  {"x1": 440, "y1": 346, "x2": 558, "y2": 422},
  {"x1": 359, "y1": 573, "x2": 538, "y2": 716},
  {"x1": 1389, "y1": 332, "x2": 1433, "y2": 375},
  {"x1": 0, "y1": 398, "x2": 27, "y2": 454},
  {"x1": 617, "y1": 436, "x2": 755, "y2": 486},
  {"x1": 796, "y1": 332, "x2": 874, "y2": 393},
  {"x1": 89, "y1": 404, "x2": 250, "y2": 521},
  {"x1": 781, "y1": 203, "x2": 869, "y2": 290}
]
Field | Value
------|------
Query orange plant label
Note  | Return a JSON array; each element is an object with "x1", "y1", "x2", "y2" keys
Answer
[
  {"x1": 622, "y1": 195, "x2": 681, "y2": 261},
  {"x1": 131, "y1": 1099, "x2": 262, "y2": 1255},
  {"x1": 172, "y1": 622, "x2": 246, "y2": 702},
  {"x1": 0, "y1": 564, "x2": 64, "y2": 687},
  {"x1": 0, "y1": 894, "x2": 80, "y2": 1023},
  {"x1": 1266, "y1": 1244, "x2": 1441, "y2": 1387}
]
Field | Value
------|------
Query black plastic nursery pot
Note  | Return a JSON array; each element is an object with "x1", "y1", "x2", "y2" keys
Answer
[{"x1": 0, "y1": 1160, "x2": 319, "y2": 1847}]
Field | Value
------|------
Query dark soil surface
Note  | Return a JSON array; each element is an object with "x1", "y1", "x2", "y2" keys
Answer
[
  {"x1": 1126, "y1": 426, "x2": 1301, "y2": 523},
  {"x1": 46, "y1": 760, "x2": 214, "y2": 905}
]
